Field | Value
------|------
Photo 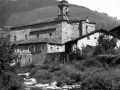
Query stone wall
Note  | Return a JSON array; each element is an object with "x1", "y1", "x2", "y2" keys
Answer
[
  {"x1": 10, "y1": 29, "x2": 31, "y2": 42},
  {"x1": 18, "y1": 51, "x2": 33, "y2": 67},
  {"x1": 82, "y1": 21, "x2": 95, "y2": 36},
  {"x1": 32, "y1": 52, "x2": 66, "y2": 66},
  {"x1": 10, "y1": 21, "x2": 63, "y2": 44},
  {"x1": 71, "y1": 22, "x2": 80, "y2": 39},
  {"x1": 61, "y1": 22, "x2": 72, "y2": 44},
  {"x1": 32, "y1": 53, "x2": 46, "y2": 65},
  {"x1": 29, "y1": 21, "x2": 62, "y2": 41}
]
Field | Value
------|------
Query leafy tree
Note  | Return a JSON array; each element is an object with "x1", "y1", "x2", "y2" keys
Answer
[
  {"x1": 0, "y1": 37, "x2": 23, "y2": 90},
  {"x1": 94, "y1": 34, "x2": 117, "y2": 56}
]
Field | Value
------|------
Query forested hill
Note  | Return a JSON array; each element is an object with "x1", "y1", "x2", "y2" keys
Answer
[
  {"x1": 0, "y1": 0, "x2": 119, "y2": 30},
  {"x1": 0, "y1": 0, "x2": 58, "y2": 27}
]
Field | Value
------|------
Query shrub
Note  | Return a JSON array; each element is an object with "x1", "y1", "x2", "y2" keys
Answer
[
  {"x1": 53, "y1": 65, "x2": 83, "y2": 85},
  {"x1": 81, "y1": 68, "x2": 120, "y2": 90},
  {"x1": 33, "y1": 70, "x2": 52, "y2": 83}
]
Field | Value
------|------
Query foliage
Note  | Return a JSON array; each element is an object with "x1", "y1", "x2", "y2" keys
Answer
[
  {"x1": 94, "y1": 34, "x2": 117, "y2": 55},
  {"x1": 81, "y1": 69, "x2": 120, "y2": 90},
  {"x1": 29, "y1": 33, "x2": 120, "y2": 89},
  {"x1": 0, "y1": 37, "x2": 23, "y2": 90},
  {"x1": 33, "y1": 69, "x2": 52, "y2": 84}
]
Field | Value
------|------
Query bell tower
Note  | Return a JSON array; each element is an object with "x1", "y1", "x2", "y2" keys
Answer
[{"x1": 58, "y1": 0, "x2": 69, "y2": 21}]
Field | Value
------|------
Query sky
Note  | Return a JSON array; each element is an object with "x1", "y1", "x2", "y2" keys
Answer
[{"x1": 68, "y1": 0, "x2": 120, "y2": 20}]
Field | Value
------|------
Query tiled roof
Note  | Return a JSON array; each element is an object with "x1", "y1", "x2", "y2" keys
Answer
[
  {"x1": 10, "y1": 18, "x2": 96, "y2": 30},
  {"x1": 10, "y1": 18, "x2": 58, "y2": 30},
  {"x1": 12, "y1": 38, "x2": 62, "y2": 45}
]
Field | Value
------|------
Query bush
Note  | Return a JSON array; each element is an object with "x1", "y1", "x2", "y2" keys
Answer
[
  {"x1": 52, "y1": 65, "x2": 83, "y2": 85},
  {"x1": 33, "y1": 70, "x2": 52, "y2": 83},
  {"x1": 81, "y1": 68, "x2": 120, "y2": 90}
]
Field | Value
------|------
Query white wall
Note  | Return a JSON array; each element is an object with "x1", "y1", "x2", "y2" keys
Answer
[
  {"x1": 77, "y1": 32, "x2": 100, "y2": 50},
  {"x1": 47, "y1": 44, "x2": 65, "y2": 53},
  {"x1": 76, "y1": 32, "x2": 120, "y2": 50}
]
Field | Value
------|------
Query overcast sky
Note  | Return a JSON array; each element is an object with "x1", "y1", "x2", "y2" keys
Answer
[{"x1": 68, "y1": 0, "x2": 120, "y2": 20}]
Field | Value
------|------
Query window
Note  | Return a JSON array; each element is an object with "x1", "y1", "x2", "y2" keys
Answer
[
  {"x1": 94, "y1": 37, "x2": 97, "y2": 39},
  {"x1": 41, "y1": 46, "x2": 43, "y2": 51},
  {"x1": 51, "y1": 47, "x2": 53, "y2": 51},
  {"x1": 57, "y1": 46, "x2": 59, "y2": 49},
  {"x1": 28, "y1": 59, "x2": 30, "y2": 62},
  {"x1": 36, "y1": 34, "x2": 39, "y2": 38},
  {"x1": 25, "y1": 35, "x2": 27, "y2": 39},
  {"x1": 86, "y1": 26, "x2": 88, "y2": 33},
  {"x1": 14, "y1": 36, "x2": 17, "y2": 41},
  {"x1": 33, "y1": 46, "x2": 35, "y2": 52},
  {"x1": 49, "y1": 32, "x2": 52, "y2": 37},
  {"x1": 87, "y1": 36, "x2": 90, "y2": 40}
]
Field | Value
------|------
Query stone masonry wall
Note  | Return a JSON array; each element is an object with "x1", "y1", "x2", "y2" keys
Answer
[
  {"x1": 10, "y1": 21, "x2": 63, "y2": 43},
  {"x1": 71, "y1": 22, "x2": 80, "y2": 40},
  {"x1": 10, "y1": 29, "x2": 31, "y2": 41},
  {"x1": 82, "y1": 21, "x2": 95, "y2": 35},
  {"x1": 61, "y1": 22, "x2": 72, "y2": 44}
]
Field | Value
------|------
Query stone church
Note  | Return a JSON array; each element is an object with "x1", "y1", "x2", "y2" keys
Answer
[{"x1": 10, "y1": 0, "x2": 96, "y2": 66}]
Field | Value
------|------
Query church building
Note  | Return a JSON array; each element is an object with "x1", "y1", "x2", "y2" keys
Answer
[{"x1": 10, "y1": 0, "x2": 96, "y2": 66}]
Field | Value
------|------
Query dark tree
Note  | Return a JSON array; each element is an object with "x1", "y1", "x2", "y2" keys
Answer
[{"x1": 0, "y1": 37, "x2": 23, "y2": 90}]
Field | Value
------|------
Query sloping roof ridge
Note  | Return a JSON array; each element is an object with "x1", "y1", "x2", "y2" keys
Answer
[
  {"x1": 30, "y1": 18, "x2": 57, "y2": 25},
  {"x1": 110, "y1": 25, "x2": 120, "y2": 32},
  {"x1": 10, "y1": 18, "x2": 58, "y2": 29},
  {"x1": 65, "y1": 29, "x2": 120, "y2": 44}
]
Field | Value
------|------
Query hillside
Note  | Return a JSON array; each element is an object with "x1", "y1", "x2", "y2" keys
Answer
[
  {"x1": 0, "y1": 0, "x2": 119, "y2": 30},
  {"x1": 0, "y1": 0, "x2": 58, "y2": 27},
  {"x1": 6, "y1": 5, "x2": 120, "y2": 30}
]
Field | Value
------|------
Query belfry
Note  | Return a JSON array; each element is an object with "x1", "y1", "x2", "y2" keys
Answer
[{"x1": 58, "y1": 0, "x2": 69, "y2": 21}]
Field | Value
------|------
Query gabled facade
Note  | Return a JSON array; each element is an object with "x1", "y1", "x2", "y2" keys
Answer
[{"x1": 65, "y1": 29, "x2": 120, "y2": 54}]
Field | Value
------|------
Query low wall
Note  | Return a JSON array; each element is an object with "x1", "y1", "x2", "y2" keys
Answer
[{"x1": 32, "y1": 52, "x2": 66, "y2": 65}]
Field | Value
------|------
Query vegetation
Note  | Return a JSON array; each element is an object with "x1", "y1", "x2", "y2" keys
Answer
[
  {"x1": 28, "y1": 34, "x2": 120, "y2": 90},
  {"x1": 0, "y1": 37, "x2": 24, "y2": 90}
]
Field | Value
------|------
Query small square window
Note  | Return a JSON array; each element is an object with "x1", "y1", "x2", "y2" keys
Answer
[
  {"x1": 94, "y1": 37, "x2": 97, "y2": 39},
  {"x1": 57, "y1": 47, "x2": 59, "y2": 49},
  {"x1": 51, "y1": 47, "x2": 53, "y2": 50},
  {"x1": 87, "y1": 36, "x2": 90, "y2": 40}
]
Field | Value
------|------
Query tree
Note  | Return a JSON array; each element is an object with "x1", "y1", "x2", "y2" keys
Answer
[
  {"x1": 94, "y1": 34, "x2": 117, "y2": 56},
  {"x1": 0, "y1": 37, "x2": 23, "y2": 90}
]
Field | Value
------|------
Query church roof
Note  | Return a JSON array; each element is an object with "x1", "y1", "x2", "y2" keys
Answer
[{"x1": 10, "y1": 18, "x2": 95, "y2": 30}]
